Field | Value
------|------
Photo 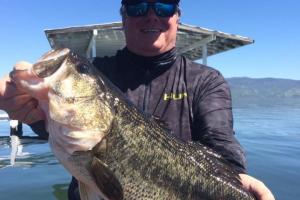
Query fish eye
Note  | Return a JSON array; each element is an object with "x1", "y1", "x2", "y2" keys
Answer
[{"x1": 77, "y1": 63, "x2": 90, "y2": 74}]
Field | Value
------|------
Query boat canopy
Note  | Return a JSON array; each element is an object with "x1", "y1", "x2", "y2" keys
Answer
[{"x1": 45, "y1": 22, "x2": 254, "y2": 65}]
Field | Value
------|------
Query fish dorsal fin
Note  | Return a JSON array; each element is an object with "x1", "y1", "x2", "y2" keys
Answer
[{"x1": 90, "y1": 157, "x2": 123, "y2": 200}]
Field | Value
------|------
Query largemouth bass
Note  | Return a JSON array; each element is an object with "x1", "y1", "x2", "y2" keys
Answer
[{"x1": 11, "y1": 48, "x2": 256, "y2": 200}]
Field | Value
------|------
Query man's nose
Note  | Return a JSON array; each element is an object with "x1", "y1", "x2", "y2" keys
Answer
[{"x1": 145, "y1": 6, "x2": 159, "y2": 19}]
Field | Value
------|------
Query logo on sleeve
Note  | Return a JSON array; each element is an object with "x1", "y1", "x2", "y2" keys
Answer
[{"x1": 163, "y1": 92, "x2": 188, "y2": 101}]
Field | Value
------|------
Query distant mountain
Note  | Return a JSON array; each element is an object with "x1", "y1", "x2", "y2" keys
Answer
[
  {"x1": 0, "y1": 78, "x2": 299, "y2": 113},
  {"x1": 226, "y1": 77, "x2": 300, "y2": 107}
]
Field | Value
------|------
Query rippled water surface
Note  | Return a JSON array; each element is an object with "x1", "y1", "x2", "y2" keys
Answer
[
  {"x1": 0, "y1": 124, "x2": 69, "y2": 200},
  {"x1": 233, "y1": 106, "x2": 300, "y2": 200}
]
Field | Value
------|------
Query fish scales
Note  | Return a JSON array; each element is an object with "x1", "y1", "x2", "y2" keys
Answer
[{"x1": 13, "y1": 48, "x2": 256, "y2": 200}]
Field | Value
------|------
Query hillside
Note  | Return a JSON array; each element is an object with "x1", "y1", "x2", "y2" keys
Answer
[
  {"x1": 0, "y1": 78, "x2": 299, "y2": 112},
  {"x1": 226, "y1": 77, "x2": 300, "y2": 107}
]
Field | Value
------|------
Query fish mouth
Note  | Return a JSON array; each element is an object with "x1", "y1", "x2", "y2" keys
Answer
[{"x1": 33, "y1": 48, "x2": 70, "y2": 78}]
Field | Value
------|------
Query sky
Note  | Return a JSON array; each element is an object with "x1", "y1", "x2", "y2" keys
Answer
[{"x1": 0, "y1": 0, "x2": 299, "y2": 80}]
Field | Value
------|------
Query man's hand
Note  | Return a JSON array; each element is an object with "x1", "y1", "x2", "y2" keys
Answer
[
  {"x1": 239, "y1": 174, "x2": 275, "y2": 200},
  {"x1": 0, "y1": 62, "x2": 45, "y2": 124}
]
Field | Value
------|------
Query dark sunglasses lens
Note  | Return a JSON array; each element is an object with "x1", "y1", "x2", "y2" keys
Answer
[
  {"x1": 126, "y1": 3, "x2": 148, "y2": 17},
  {"x1": 154, "y1": 3, "x2": 176, "y2": 17}
]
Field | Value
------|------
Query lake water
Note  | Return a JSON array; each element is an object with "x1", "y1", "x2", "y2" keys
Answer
[{"x1": 0, "y1": 106, "x2": 299, "y2": 200}]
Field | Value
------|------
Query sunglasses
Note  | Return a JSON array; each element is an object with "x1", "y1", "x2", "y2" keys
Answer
[{"x1": 125, "y1": 2, "x2": 177, "y2": 17}]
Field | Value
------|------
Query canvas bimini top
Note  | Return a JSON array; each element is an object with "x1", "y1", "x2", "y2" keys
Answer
[{"x1": 44, "y1": 22, "x2": 254, "y2": 65}]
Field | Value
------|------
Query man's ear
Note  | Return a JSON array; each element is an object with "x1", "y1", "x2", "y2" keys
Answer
[
  {"x1": 176, "y1": 14, "x2": 180, "y2": 24},
  {"x1": 122, "y1": 15, "x2": 128, "y2": 29}
]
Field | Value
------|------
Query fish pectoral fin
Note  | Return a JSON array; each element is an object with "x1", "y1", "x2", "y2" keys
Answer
[
  {"x1": 78, "y1": 181, "x2": 89, "y2": 200},
  {"x1": 91, "y1": 157, "x2": 123, "y2": 200},
  {"x1": 78, "y1": 181, "x2": 103, "y2": 200}
]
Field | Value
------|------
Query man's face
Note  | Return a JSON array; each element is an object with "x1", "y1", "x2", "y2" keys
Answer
[{"x1": 123, "y1": 1, "x2": 179, "y2": 56}]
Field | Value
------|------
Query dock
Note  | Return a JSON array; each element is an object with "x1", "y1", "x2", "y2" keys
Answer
[{"x1": 0, "y1": 113, "x2": 9, "y2": 121}]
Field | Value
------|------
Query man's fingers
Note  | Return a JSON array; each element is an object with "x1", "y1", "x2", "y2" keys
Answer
[
  {"x1": 249, "y1": 180, "x2": 275, "y2": 200},
  {"x1": 1, "y1": 94, "x2": 34, "y2": 112},
  {"x1": 9, "y1": 61, "x2": 34, "y2": 86},
  {"x1": 0, "y1": 76, "x2": 26, "y2": 98},
  {"x1": 14, "y1": 61, "x2": 33, "y2": 71},
  {"x1": 8, "y1": 99, "x2": 45, "y2": 124},
  {"x1": 0, "y1": 75, "x2": 45, "y2": 124},
  {"x1": 8, "y1": 100, "x2": 35, "y2": 120},
  {"x1": 10, "y1": 61, "x2": 48, "y2": 100},
  {"x1": 239, "y1": 174, "x2": 275, "y2": 200}
]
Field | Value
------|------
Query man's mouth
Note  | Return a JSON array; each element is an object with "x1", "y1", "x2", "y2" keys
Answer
[{"x1": 141, "y1": 28, "x2": 162, "y2": 33}]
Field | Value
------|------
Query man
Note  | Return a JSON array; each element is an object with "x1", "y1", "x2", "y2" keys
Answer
[{"x1": 0, "y1": 0, "x2": 274, "y2": 199}]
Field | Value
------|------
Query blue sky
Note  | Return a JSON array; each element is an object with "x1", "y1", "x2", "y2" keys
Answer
[{"x1": 0, "y1": 0, "x2": 299, "y2": 80}]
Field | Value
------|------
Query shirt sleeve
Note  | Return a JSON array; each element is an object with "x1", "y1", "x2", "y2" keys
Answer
[
  {"x1": 191, "y1": 68, "x2": 247, "y2": 173},
  {"x1": 29, "y1": 120, "x2": 49, "y2": 140}
]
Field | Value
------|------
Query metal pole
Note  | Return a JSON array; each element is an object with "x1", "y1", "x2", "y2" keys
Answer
[
  {"x1": 86, "y1": 29, "x2": 98, "y2": 59},
  {"x1": 92, "y1": 29, "x2": 97, "y2": 58},
  {"x1": 9, "y1": 120, "x2": 23, "y2": 137},
  {"x1": 202, "y1": 44, "x2": 208, "y2": 65},
  {"x1": 9, "y1": 120, "x2": 23, "y2": 166}
]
